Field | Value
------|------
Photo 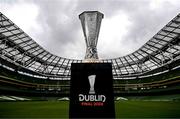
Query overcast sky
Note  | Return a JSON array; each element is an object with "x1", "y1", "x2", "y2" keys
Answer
[{"x1": 0, "y1": 0, "x2": 180, "y2": 59}]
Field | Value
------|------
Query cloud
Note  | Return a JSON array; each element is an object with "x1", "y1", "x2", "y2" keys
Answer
[
  {"x1": 0, "y1": 0, "x2": 41, "y2": 38},
  {"x1": 1, "y1": 0, "x2": 180, "y2": 59}
]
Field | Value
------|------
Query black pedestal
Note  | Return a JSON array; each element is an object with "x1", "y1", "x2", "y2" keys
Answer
[{"x1": 69, "y1": 63, "x2": 115, "y2": 118}]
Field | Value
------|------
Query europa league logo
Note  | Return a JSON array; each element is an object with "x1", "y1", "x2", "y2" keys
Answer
[{"x1": 88, "y1": 75, "x2": 96, "y2": 94}]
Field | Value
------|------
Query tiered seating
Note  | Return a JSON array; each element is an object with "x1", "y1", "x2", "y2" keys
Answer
[
  {"x1": 0, "y1": 65, "x2": 180, "y2": 96},
  {"x1": 0, "y1": 66, "x2": 70, "y2": 96},
  {"x1": 114, "y1": 68, "x2": 180, "y2": 95}
]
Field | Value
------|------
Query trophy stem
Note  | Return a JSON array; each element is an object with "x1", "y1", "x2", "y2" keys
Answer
[{"x1": 89, "y1": 87, "x2": 95, "y2": 94}]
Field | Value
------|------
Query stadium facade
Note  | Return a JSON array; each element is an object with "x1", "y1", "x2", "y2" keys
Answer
[{"x1": 0, "y1": 12, "x2": 180, "y2": 96}]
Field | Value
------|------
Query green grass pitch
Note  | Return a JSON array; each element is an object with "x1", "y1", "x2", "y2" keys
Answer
[{"x1": 0, "y1": 101, "x2": 180, "y2": 118}]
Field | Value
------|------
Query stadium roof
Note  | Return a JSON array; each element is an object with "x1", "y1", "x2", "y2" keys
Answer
[{"x1": 0, "y1": 12, "x2": 180, "y2": 80}]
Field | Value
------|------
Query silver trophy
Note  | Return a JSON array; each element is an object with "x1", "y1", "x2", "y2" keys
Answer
[
  {"x1": 88, "y1": 75, "x2": 96, "y2": 94},
  {"x1": 79, "y1": 11, "x2": 104, "y2": 61}
]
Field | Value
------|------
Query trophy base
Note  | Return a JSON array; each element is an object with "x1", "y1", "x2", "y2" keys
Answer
[
  {"x1": 89, "y1": 90, "x2": 95, "y2": 94},
  {"x1": 83, "y1": 59, "x2": 102, "y2": 63}
]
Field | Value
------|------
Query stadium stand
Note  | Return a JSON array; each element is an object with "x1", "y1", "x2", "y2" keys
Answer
[{"x1": 0, "y1": 12, "x2": 180, "y2": 97}]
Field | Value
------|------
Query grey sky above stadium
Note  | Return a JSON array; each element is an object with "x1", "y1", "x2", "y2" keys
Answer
[{"x1": 0, "y1": 0, "x2": 180, "y2": 59}]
